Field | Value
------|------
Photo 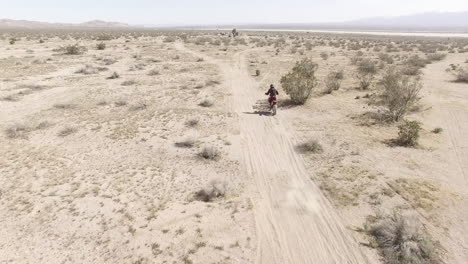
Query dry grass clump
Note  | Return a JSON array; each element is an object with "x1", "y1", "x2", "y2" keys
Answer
[
  {"x1": 4, "y1": 124, "x2": 28, "y2": 139},
  {"x1": 121, "y1": 80, "x2": 137, "y2": 86},
  {"x1": 175, "y1": 136, "x2": 196, "y2": 148},
  {"x1": 380, "y1": 67, "x2": 422, "y2": 121},
  {"x1": 115, "y1": 100, "x2": 128, "y2": 107},
  {"x1": 107, "y1": 72, "x2": 120, "y2": 79},
  {"x1": 453, "y1": 67, "x2": 468, "y2": 83},
  {"x1": 185, "y1": 118, "x2": 199, "y2": 127},
  {"x1": 128, "y1": 102, "x2": 147, "y2": 111},
  {"x1": 367, "y1": 211, "x2": 441, "y2": 264},
  {"x1": 395, "y1": 120, "x2": 421, "y2": 147},
  {"x1": 96, "y1": 42, "x2": 106, "y2": 50},
  {"x1": 426, "y1": 53, "x2": 446, "y2": 62},
  {"x1": 193, "y1": 179, "x2": 227, "y2": 202},
  {"x1": 147, "y1": 69, "x2": 160, "y2": 76},
  {"x1": 355, "y1": 59, "x2": 378, "y2": 90},
  {"x1": 53, "y1": 103, "x2": 75, "y2": 109},
  {"x1": 1, "y1": 94, "x2": 19, "y2": 102},
  {"x1": 75, "y1": 64, "x2": 108, "y2": 75},
  {"x1": 199, "y1": 98, "x2": 214, "y2": 107},
  {"x1": 57, "y1": 127, "x2": 78, "y2": 137},
  {"x1": 198, "y1": 146, "x2": 221, "y2": 160},
  {"x1": 280, "y1": 58, "x2": 318, "y2": 104},
  {"x1": 431, "y1": 127, "x2": 443, "y2": 134},
  {"x1": 296, "y1": 139, "x2": 323, "y2": 153},
  {"x1": 324, "y1": 70, "x2": 344, "y2": 94},
  {"x1": 63, "y1": 44, "x2": 87, "y2": 55}
]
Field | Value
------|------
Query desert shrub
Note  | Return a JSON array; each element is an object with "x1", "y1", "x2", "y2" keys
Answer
[
  {"x1": 401, "y1": 65, "x2": 422, "y2": 76},
  {"x1": 121, "y1": 80, "x2": 136, "y2": 86},
  {"x1": 405, "y1": 55, "x2": 429, "y2": 69},
  {"x1": 368, "y1": 211, "x2": 440, "y2": 264},
  {"x1": 107, "y1": 72, "x2": 120, "y2": 79},
  {"x1": 320, "y1": 52, "x2": 329, "y2": 60},
  {"x1": 255, "y1": 69, "x2": 261, "y2": 76},
  {"x1": 356, "y1": 59, "x2": 378, "y2": 89},
  {"x1": 96, "y1": 42, "x2": 106, "y2": 50},
  {"x1": 75, "y1": 65, "x2": 108, "y2": 75},
  {"x1": 64, "y1": 44, "x2": 86, "y2": 55},
  {"x1": 193, "y1": 179, "x2": 227, "y2": 202},
  {"x1": 115, "y1": 100, "x2": 127, "y2": 107},
  {"x1": 199, "y1": 98, "x2": 214, "y2": 107},
  {"x1": 4, "y1": 124, "x2": 27, "y2": 139},
  {"x1": 380, "y1": 67, "x2": 422, "y2": 121},
  {"x1": 396, "y1": 120, "x2": 421, "y2": 147},
  {"x1": 426, "y1": 53, "x2": 446, "y2": 62},
  {"x1": 454, "y1": 67, "x2": 468, "y2": 83},
  {"x1": 57, "y1": 127, "x2": 77, "y2": 137},
  {"x1": 9, "y1": 38, "x2": 16, "y2": 45},
  {"x1": 432, "y1": 127, "x2": 443, "y2": 134},
  {"x1": 175, "y1": 136, "x2": 196, "y2": 148},
  {"x1": 324, "y1": 70, "x2": 344, "y2": 93},
  {"x1": 378, "y1": 53, "x2": 394, "y2": 64},
  {"x1": 39, "y1": 39, "x2": 45, "y2": 44},
  {"x1": 128, "y1": 102, "x2": 147, "y2": 111},
  {"x1": 185, "y1": 118, "x2": 199, "y2": 127},
  {"x1": 53, "y1": 103, "x2": 75, "y2": 109},
  {"x1": 147, "y1": 69, "x2": 160, "y2": 76},
  {"x1": 280, "y1": 58, "x2": 318, "y2": 104},
  {"x1": 163, "y1": 36, "x2": 176, "y2": 43},
  {"x1": 296, "y1": 139, "x2": 323, "y2": 153},
  {"x1": 198, "y1": 147, "x2": 221, "y2": 160}
]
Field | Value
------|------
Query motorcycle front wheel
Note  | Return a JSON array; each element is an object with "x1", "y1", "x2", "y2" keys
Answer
[{"x1": 272, "y1": 104, "x2": 277, "y2": 116}]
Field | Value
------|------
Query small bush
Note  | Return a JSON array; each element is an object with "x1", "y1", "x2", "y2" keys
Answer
[
  {"x1": 75, "y1": 65, "x2": 108, "y2": 75},
  {"x1": 5, "y1": 125, "x2": 27, "y2": 139},
  {"x1": 185, "y1": 119, "x2": 199, "y2": 127},
  {"x1": 96, "y1": 42, "x2": 106, "y2": 50},
  {"x1": 64, "y1": 44, "x2": 86, "y2": 55},
  {"x1": 296, "y1": 139, "x2": 323, "y2": 153},
  {"x1": 121, "y1": 80, "x2": 136, "y2": 86},
  {"x1": 193, "y1": 179, "x2": 227, "y2": 202},
  {"x1": 53, "y1": 103, "x2": 75, "y2": 109},
  {"x1": 175, "y1": 136, "x2": 196, "y2": 148},
  {"x1": 255, "y1": 69, "x2": 261, "y2": 76},
  {"x1": 324, "y1": 70, "x2": 344, "y2": 93},
  {"x1": 320, "y1": 52, "x2": 329, "y2": 60},
  {"x1": 426, "y1": 53, "x2": 446, "y2": 62},
  {"x1": 380, "y1": 67, "x2": 422, "y2": 121},
  {"x1": 368, "y1": 211, "x2": 441, "y2": 264},
  {"x1": 396, "y1": 120, "x2": 421, "y2": 147},
  {"x1": 432, "y1": 127, "x2": 443, "y2": 134},
  {"x1": 128, "y1": 102, "x2": 147, "y2": 111},
  {"x1": 280, "y1": 58, "x2": 318, "y2": 104},
  {"x1": 454, "y1": 68, "x2": 468, "y2": 83},
  {"x1": 9, "y1": 38, "x2": 16, "y2": 45},
  {"x1": 147, "y1": 69, "x2": 160, "y2": 76},
  {"x1": 115, "y1": 100, "x2": 127, "y2": 107},
  {"x1": 107, "y1": 72, "x2": 120, "y2": 79},
  {"x1": 355, "y1": 59, "x2": 378, "y2": 90},
  {"x1": 198, "y1": 147, "x2": 221, "y2": 160},
  {"x1": 199, "y1": 98, "x2": 214, "y2": 107},
  {"x1": 57, "y1": 127, "x2": 77, "y2": 137}
]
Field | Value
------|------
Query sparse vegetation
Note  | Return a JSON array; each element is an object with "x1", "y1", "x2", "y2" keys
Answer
[
  {"x1": 63, "y1": 44, "x2": 86, "y2": 55},
  {"x1": 296, "y1": 139, "x2": 323, "y2": 154},
  {"x1": 199, "y1": 98, "x2": 214, "y2": 107},
  {"x1": 107, "y1": 71, "x2": 120, "y2": 79},
  {"x1": 355, "y1": 59, "x2": 378, "y2": 90},
  {"x1": 198, "y1": 147, "x2": 220, "y2": 160},
  {"x1": 57, "y1": 127, "x2": 78, "y2": 137},
  {"x1": 280, "y1": 58, "x2": 318, "y2": 104},
  {"x1": 193, "y1": 179, "x2": 227, "y2": 202},
  {"x1": 380, "y1": 67, "x2": 422, "y2": 121},
  {"x1": 367, "y1": 211, "x2": 441, "y2": 264},
  {"x1": 324, "y1": 70, "x2": 344, "y2": 94},
  {"x1": 454, "y1": 67, "x2": 468, "y2": 83},
  {"x1": 395, "y1": 120, "x2": 421, "y2": 147},
  {"x1": 432, "y1": 127, "x2": 443, "y2": 134},
  {"x1": 96, "y1": 42, "x2": 106, "y2": 50}
]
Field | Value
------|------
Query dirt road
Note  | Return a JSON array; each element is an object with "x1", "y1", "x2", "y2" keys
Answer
[{"x1": 177, "y1": 43, "x2": 369, "y2": 264}]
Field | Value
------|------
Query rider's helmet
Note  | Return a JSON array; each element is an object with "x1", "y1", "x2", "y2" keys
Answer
[{"x1": 270, "y1": 84, "x2": 274, "y2": 89}]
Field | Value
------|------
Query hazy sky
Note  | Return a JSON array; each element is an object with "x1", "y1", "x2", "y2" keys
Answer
[{"x1": 1, "y1": 0, "x2": 468, "y2": 25}]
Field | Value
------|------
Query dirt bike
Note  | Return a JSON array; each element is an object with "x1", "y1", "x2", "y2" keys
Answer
[{"x1": 269, "y1": 97, "x2": 278, "y2": 116}]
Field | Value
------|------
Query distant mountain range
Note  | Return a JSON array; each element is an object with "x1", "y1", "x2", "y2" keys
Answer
[
  {"x1": 0, "y1": 19, "x2": 131, "y2": 29},
  {"x1": 1, "y1": 11, "x2": 468, "y2": 31},
  {"x1": 348, "y1": 11, "x2": 468, "y2": 29}
]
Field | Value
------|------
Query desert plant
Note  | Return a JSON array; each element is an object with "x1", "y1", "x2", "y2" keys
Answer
[
  {"x1": 175, "y1": 136, "x2": 196, "y2": 148},
  {"x1": 255, "y1": 69, "x2": 261, "y2": 76},
  {"x1": 185, "y1": 119, "x2": 199, "y2": 127},
  {"x1": 75, "y1": 65, "x2": 108, "y2": 75},
  {"x1": 96, "y1": 42, "x2": 106, "y2": 50},
  {"x1": 147, "y1": 69, "x2": 160, "y2": 76},
  {"x1": 64, "y1": 44, "x2": 86, "y2": 55},
  {"x1": 355, "y1": 59, "x2": 378, "y2": 90},
  {"x1": 280, "y1": 58, "x2": 318, "y2": 104},
  {"x1": 121, "y1": 80, "x2": 136, "y2": 86},
  {"x1": 380, "y1": 67, "x2": 422, "y2": 121},
  {"x1": 296, "y1": 139, "x2": 323, "y2": 153},
  {"x1": 454, "y1": 67, "x2": 468, "y2": 83},
  {"x1": 107, "y1": 72, "x2": 120, "y2": 79},
  {"x1": 396, "y1": 120, "x2": 421, "y2": 147},
  {"x1": 4, "y1": 124, "x2": 27, "y2": 139},
  {"x1": 193, "y1": 179, "x2": 227, "y2": 202},
  {"x1": 199, "y1": 98, "x2": 214, "y2": 107},
  {"x1": 57, "y1": 127, "x2": 77, "y2": 137},
  {"x1": 426, "y1": 53, "x2": 446, "y2": 62},
  {"x1": 9, "y1": 38, "x2": 16, "y2": 45},
  {"x1": 320, "y1": 52, "x2": 329, "y2": 60},
  {"x1": 432, "y1": 127, "x2": 443, "y2": 134},
  {"x1": 324, "y1": 70, "x2": 344, "y2": 93},
  {"x1": 368, "y1": 211, "x2": 440, "y2": 264},
  {"x1": 198, "y1": 147, "x2": 220, "y2": 160}
]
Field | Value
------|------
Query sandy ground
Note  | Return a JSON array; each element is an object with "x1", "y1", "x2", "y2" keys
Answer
[{"x1": 1, "y1": 32, "x2": 468, "y2": 264}]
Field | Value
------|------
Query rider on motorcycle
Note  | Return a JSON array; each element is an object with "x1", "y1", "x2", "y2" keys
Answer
[{"x1": 265, "y1": 84, "x2": 279, "y2": 107}]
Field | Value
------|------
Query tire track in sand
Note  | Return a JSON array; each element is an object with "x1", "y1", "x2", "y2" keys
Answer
[{"x1": 176, "y1": 43, "x2": 369, "y2": 264}]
